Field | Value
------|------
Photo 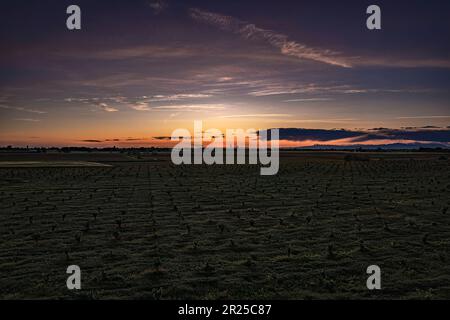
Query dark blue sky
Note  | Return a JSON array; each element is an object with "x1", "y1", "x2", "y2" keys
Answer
[{"x1": 1, "y1": 0, "x2": 449, "y2": 146}]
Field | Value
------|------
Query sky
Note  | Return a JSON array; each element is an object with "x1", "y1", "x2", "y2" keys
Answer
[{"x1": 0, "y1": 0, "x2": 449, "y2": 147}]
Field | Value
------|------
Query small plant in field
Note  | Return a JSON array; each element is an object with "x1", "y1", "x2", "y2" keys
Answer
[
  {"x1": 154, "y1": 258, "x2": 162, "y2": 271},
  {"x1": 113, "y1": 231, "x2": 121, "y2": 240},
  {"x1": 305, "y1": 214, "x2": 312, "y2": 224},
  {"x1": 326, "y1": 244, "x2": 335, "y2": 259},
  {"x1": 203, "y1": 262, "x2": 215, "y2": 273},
  {"x1": 83, "y1": 221, "x2": 90, "y2": 233},
  {"x1": 101, "y1": 270, "x2": 107, "y2": 281},
  {"x1": 32, "y1": 233, "x2": 40, "y2": 243},
  {"x1": 406, "y1": 217, "x2": 417, "y2": 228},
  {"x1": 64, "y1": 249, "x2": 70, "y2": 261},
  {"x1": 243, "y1": 258, "x2": 253, "y2": 267},
  {"x1": 359, "y1": 240, "x2": 369, "y2": 253},
  {"x1": 422, "y1": 233, "x2": 430, "y2": 245},
  {"x1": 151, "y1": 287, "x2": 162, "y2": 300}
]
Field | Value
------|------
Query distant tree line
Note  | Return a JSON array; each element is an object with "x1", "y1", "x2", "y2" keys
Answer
[{"x1": 0, "y1": 146, "x2": 449, "y2": 153}]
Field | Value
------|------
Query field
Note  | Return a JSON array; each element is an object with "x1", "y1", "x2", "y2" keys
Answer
[{"x1": 0, "y1": 152, "x2": 449, "y2": 299}]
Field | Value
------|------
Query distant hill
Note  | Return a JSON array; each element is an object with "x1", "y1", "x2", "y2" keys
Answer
[{"x1": 293, "y1": 143, "x2": 450, "y2": 150}]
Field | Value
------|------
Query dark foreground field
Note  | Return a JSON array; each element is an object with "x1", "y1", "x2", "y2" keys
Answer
[{"x1": 1, "y1": 152, "x2": 449, "y2": 299}]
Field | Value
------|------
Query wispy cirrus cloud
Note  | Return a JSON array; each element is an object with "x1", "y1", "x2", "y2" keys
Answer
[
  {"x1": 246, "y1": 82, "x2": 438, "y2": 97},
  {"x1": 148, "y1": 0, "x2": 168, "y2": 15},
  {"x1": 96, "y1": 102, "x2": 118, "y2": 112},
  {"x1": 189, "y1": 8, "x2": 352, "y2": 68},
  {"x1": 129, "y1": 102, "x2": 151, "y2": 111},
  {"x1": 219, "y1": 113, "x2": 290, "y2": 118},
  {"x1": 14, "y1": 118, "x2": 41, "y2": 122},
  {"x1": 188, "y1": 8, "x2": 450, "y2": 69},
  {"x1": 64, "y1": 93, "x2": 213, "y2": 112},
  {"x1": 153, "y1": 104, "x2": 226, "y2": 111},
  {"x1": 126, "y1": 93, "x2": 214, "y2": 111},
  {"x1": 77, "y1": 45, "x2": 195, "y2": 60},
  {"x1": 66, "y1": 97, "x2": 122, "y2": 112},
  {"x1": 283, "y1": 98, "x2": 334, "y2": 102},
  {"x1": 0, "y1": 104, "x2": 47, "y2": 114},
  {"x1": 355, "y1": 57, "x2": 450, "y2": 69},
  {"x1": 149, "y1": 93, "x2": 212, "y2": 101},
  {"x1": 245, "y1": 83, "x2": 348, "y2": 96}
]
